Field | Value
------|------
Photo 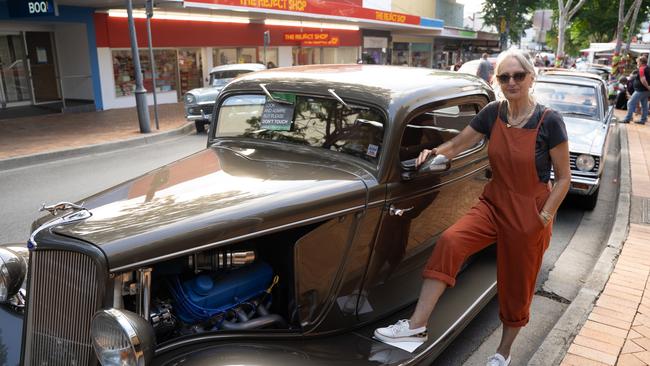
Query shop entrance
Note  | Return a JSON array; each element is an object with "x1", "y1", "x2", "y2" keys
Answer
[
  {"x1": 178, "y1": 49, "x2": 202, "y2": 96},
  {"x1": 25, "y1": 31, "x2": 60, "y2": 104},
  {"x1": 0, "y1": 33, "x2": 32, "y2": 108}
]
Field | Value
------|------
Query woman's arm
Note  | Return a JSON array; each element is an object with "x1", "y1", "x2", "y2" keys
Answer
[
  {"x1": 415, "y1": 125, "x2": 485, "y2": 167},
  {"x1": 539, "y1": 140, "x2": 571, "y2": 226}
]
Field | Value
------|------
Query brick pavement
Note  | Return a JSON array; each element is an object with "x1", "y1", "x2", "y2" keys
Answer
[
  {"x1": 0, "y1": 103, "x2": 189, "y2": 160},
  {"x1": 561, "y1": 121, "x2": 650, "y2": 365}
]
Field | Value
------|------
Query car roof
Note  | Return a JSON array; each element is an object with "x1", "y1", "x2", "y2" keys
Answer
[
  {"x1": 222, "y1": 64, "x2": 494, "y2": 113},
  {"x1": 537, "y1": 71, "x2": 607, "y2": 86},
  {"x1": 209, "y1": 63, "x2": 267, "y2": 73}
]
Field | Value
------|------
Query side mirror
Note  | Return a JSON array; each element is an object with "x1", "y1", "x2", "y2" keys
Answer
[{"x1": 400, "y1": 154, "x2": 450, "y2": 180}]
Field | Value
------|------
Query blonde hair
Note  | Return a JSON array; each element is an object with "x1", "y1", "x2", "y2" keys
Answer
[{"x1": 492, "y1": 48, "x2": 536, "y2": 102}]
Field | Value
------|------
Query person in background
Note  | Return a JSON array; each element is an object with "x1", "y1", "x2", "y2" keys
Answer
[
  {"x1": 453, "y1": 59, "x2": 464, "y2": 71},
  {"x1": 266, "y1": 61, "x2": 277, "y2": 69},
  {"x1": 374, "y1": 48, "x2": 570, "y2": 366},
  {"x1": 615, "y1": 76, "x2": 629, "y2": 110},
  {"x1": 622, "y1": 56, "x2": 650, "y2": 124},
  {"x1": 477, "y1": 53, "x2": 493, "y2": 82}
]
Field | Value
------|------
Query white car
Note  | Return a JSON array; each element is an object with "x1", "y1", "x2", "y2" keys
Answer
[{"x1": 184, "y1": 63, "x2": 266, "y2": 133}]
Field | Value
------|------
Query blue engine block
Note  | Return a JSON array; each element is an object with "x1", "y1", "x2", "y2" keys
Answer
[{"x1": 170, "y1": 261, "x2": 273, "y2": 324}]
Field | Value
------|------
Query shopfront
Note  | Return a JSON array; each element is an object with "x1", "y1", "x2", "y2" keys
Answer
[
  {"x1": 0, "y1": 4, "x2": 102, "y2": 111},
  {"x1": 433, "y1": 28, "x2": 500, "y2": 69},
  {"x1": 391, "y1": 35, "x2": 433, "y2": 67}
]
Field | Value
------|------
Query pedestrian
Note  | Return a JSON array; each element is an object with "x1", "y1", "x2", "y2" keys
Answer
[
  {"x1": 266, "y1": 61, "x2": 277, "y2": 69},
  {"x1": 374, "y1": 48, "x2": 571, "y2": 366},
  {"x1": 453, "y1": 59, "x2": 464, "y2": 71},
  {"x1": 476, "y1": 53, "x2": 493, "y2": 82},
  {"x1": 621, "y1": 55, "x2": 650, "y2": 124},
  {"x1": 615, "y1": 76, "x2": 629, "y2": 110}
]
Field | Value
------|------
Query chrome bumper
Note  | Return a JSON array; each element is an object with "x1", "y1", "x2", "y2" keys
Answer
[
  {"x1": 550, "y1": 172, "x2": 600, "y2": 196},
  {"x1": 185, "y1": 103, "x2": 213, "y2": 121}
]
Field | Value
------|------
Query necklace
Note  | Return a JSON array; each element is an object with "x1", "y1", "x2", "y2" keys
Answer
[{"x1": 506, "y1": 102, "x2": 536, "y2": 128}]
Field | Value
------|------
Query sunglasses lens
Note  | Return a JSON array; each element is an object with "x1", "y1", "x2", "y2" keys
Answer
[
  {"x1": 497, "y1": 75, "x2": 509, "y2": 83},
  {"x1": 513, "y1": 72, "x2": 527, "y2": 81}
]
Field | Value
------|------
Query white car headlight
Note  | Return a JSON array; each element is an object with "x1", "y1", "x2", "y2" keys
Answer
[
  {"x1": 0, "y1": 246, "x2": 27, "y2": 303},
  {"x1": 575, "y1": 154, "x2": 596, "y2": 172},
  {"x1": 184, "y1": 93, "x2": 196, "y2": 105},
  {"x1": 91, "y1": 309, "x2": 155, "y2": 366}
]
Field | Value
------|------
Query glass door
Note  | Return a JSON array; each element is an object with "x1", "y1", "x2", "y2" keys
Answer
[{"x1": 0, "y1": 33, "x2": 32, "y2": 108}]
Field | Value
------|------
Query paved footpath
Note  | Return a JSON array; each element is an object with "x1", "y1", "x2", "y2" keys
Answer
[{"x1": 561, "y1": 122, "x2": 650, "y2": 365}]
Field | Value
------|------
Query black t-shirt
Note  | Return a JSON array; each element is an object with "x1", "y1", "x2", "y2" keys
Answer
[
  {"x1": 469, "y1": 101, "x2": 568, "y2": 182},
  {"x1": 633, "y1": 66, "x2": 650, "y2": 91}
]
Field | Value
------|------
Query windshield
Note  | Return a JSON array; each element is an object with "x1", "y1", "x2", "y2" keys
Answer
[
  {"x1": 216, "y1": 94, "x2": 386, "y2": 164},
  {"x1": 209, "y1": 70, "x2": 254, "y2": 87},
  {"x1": 533, "y1": 82, "x2": 601, "y2": 121}
]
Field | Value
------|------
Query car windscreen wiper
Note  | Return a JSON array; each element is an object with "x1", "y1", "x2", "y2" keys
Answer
[
  {"x1": 328, "y1": 89, "x2": 369, "y2": 110},
  {"x1": 259, "y1": 83, "x2": 294, "y2": 105}
]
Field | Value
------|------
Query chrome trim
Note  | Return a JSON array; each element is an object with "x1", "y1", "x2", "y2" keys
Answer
[
  {"x1": 28, "y1": 209, "x2": 92, "y2": 249},
  {"x1": 40, "y1": 201, "x2": 85, "y2": 216},
  {"x1": 101, "y1": 309, "x2": 147, "y2": 364},
  {"x1": 136, "y1": 268, "x2": 152, "y2": 321},
  {"x1": 186, "y1": 114, "x2": 211, "y2": 121},
  {"x1": 111, "y1": 204, "x2": 367, "y2": 272}
]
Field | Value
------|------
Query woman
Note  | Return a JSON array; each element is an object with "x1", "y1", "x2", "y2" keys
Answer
[{"x1": 374, "y1": 49, "x2": 571, "y2": 366}]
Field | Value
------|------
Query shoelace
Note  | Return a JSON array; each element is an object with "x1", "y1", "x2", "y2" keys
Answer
[{"x1": 388, "y1": 319, "x2": 410, "y2": 335}]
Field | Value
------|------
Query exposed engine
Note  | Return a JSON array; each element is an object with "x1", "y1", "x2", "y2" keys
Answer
[{"x1": 117, "y1": 247, "x2": 291, "y2": 343}]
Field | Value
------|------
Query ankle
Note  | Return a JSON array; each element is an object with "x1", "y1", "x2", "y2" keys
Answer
[
  {"x1": 495, "y1": 349, "x2": 510, "y2": 359},
  {"x1": 408, "y1": 318, "x2": 426, "y2": 329}
]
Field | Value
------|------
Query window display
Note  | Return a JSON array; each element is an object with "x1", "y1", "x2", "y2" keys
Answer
[
  {"x1": 213, "y1": 48, "x2": 259, "y2": 66},
  {"x1": 112, "y1": 49, "x2": 178, "y2": 97},
  {"x1": 178, "y1": 49, "x2": 202, "y2": 95}
]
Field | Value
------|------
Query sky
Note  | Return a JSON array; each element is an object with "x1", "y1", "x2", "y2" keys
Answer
[{"x1": 456, "y1": 0, "x2": 485, "y2": 18}]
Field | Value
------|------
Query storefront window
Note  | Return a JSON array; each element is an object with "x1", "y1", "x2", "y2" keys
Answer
[
  {"x1": 178, "y1": 49, "x2": 202, "y2": 95},
  {"x1": 213, "y1": 48, "x2": 258, "y2": 66},
  {"x1": 258, "y1": 47, "x2": 278, "y2": 68},
  {"x1": 112, "y1": 49, "x2": 178, "y2": 97},
  {"x1": 238, "y1": 48, "x2": 256, "y2": 63},
  {"x1": 292, "y1": 47, "x2": 322, "y2": 65},
  {"x1": 322, "y1": 47, "x2": 358, "y2": 64},
  {"x1": 392, "y1": 42, "x2": 409, "y2": 65},
  {"x1": 411, "y1": 43, "x2": 431, "y2": 68}
]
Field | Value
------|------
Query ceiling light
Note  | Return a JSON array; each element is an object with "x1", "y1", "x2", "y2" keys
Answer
[
  {"x1": 107, "y1": 9, "x2": 250, "y2": 24},
  {"x1": 264, "y1": 19, "x2": 359, "y2": 30}
]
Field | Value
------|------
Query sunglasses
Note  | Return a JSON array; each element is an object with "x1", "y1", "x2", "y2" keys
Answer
[{"x1": 496, "y1": 72, "x2": 528, "y2": 83}]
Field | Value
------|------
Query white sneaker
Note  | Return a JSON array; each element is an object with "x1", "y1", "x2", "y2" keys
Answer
[
  {"x1": 374, "y1": 319, "x2": 428, "y2": 343},
  {"x1": 486, "y1": 353, "x2": 511, "y2": 366}
]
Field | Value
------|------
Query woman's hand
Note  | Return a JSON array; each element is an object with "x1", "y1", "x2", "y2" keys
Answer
[
  {"x1": 538, "y1": 210, "x2": 552, "y2": 227},
  {"x1": 415, "y1": 148, "x2": 437, "y2": 168}
]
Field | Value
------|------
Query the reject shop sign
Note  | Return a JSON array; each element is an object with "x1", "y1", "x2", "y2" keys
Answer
[
  {"x1": 284, "y1": 33, "x2": 340, "y2": 46},
  {"x1": 185, "y1": 0, "x2": 443, "y2": 29}
]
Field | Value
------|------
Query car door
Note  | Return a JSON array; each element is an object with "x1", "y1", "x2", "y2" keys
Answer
[{"x1": 357, "y1": 95, "x2": 491, "y2": 320}]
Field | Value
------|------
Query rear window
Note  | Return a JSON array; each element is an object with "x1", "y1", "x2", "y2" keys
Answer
[
  {"x1": 210, "y1": 70, "x2": 254, "y2": 87},
  {"x1": 215, "y1": 94, "x2": 386, "y2": 164}
]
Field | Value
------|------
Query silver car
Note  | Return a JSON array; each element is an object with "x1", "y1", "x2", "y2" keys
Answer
[
  {"x1": 184, "y1": 63, "x2": 266, "y2": 133},
  {"x1": 534, "y1": 71, "x2": 616, "y2": 209}
]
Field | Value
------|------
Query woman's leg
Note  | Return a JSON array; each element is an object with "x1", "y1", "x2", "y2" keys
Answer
[
  {"x1": 408, "y1": 278, "x2": 447, "y2": 328},
  {"x1": 496, "y1": 325, "x2": 521, "y2": 358}
]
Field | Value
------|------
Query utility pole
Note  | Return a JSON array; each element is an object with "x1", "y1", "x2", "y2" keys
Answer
[
  {"x1": 146, "y1": 0, "x2": 159, "y2": 130},
  {"x1": 126, "y1": 0, "x2": 151, "y2": 133}
]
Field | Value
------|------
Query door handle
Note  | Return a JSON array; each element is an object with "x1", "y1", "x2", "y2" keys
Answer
[{"x1": 389, "y1": 205, "x2": 414, "y2": 216}]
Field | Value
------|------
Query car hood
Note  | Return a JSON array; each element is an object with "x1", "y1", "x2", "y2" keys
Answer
[
  {"x1": 563, "y1": 116, "x2": 606, "y2": 155},
  {"x1": 189, "y1": 87, "x2": 222, "y2": 103},
  {"x1": 48, "y1": 145, "x2": 372, "y2": 270}
]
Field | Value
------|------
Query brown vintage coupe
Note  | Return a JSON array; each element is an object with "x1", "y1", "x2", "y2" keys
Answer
[{"x1": 0, "y1": 65, "x2": 497, "y2": 366}]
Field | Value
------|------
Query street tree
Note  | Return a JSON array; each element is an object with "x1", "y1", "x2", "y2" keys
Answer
[
  {"x1": 556, "y1": 0, "x2": 588, "y2": 66},
  {"x1": 482, "y1": 0, "x2": 539, "y2": 47},
  {"x1": 612, "y1": 0, "x2": 643, "y2": 76}
]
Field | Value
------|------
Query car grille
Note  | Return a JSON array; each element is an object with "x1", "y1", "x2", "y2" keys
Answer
[
  {"x1": 570, "y1": 153, "x2": 600, "y2": 173},
  {"x1": 23, "y1": 250, "x2": 104, "y2": 366},
  {"x1": 189, "y1": 104, "x2": 214, "y2": 116}
]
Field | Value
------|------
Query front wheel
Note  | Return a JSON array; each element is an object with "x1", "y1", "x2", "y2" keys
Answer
[
  {"x1": 195, "y1": 120, "x2": 208, "y2": 134},
  {"x1": 581, "y1": 187, "x2": 599, "y2": 210}
]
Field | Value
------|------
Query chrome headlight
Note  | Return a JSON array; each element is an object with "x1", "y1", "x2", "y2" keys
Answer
[
  {"x1": 91, "y1": 309, "x2": 155, "y2": 366},
  {"x1": 184, "y1": 93, "x2": 196, "y2": 105},
  {"x1": 575, "y1": 154, "x2": 596, "y2": 172},
  {"x1": 0, "y1": 246, "x2": 28, "y2": 303}
]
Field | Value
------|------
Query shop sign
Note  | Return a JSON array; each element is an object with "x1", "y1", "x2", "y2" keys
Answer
[
  {"x1": 284, "y1": 32, "x2": 329, "y2": 42},
  {"x1": 185, "y1": 0, "x2": 435, "y2": 27},
  {"x1": 440, "y1": 27, "x2": 477, "y2": 39},
  {"x1": 302, "y1": 36, "x2": 339, "y2": 47},
  {"x1": 7, "y1": 0, "x2": 58, "y2": 17}
]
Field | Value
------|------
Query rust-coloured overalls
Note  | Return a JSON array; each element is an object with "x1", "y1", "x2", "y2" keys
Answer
[{"x1": 423, "y1": 107, "x2": 553, "y2": 327}]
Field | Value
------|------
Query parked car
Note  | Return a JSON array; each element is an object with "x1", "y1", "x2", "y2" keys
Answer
[
  {"x1": 533, "y1": 71, "x2": 617, "y2": 209},
  {"x1": 457, "y1": 57, "x2": 497, "y2": 82},
  {"x1": 0, "y1": 65, "x2": 497, "y2": 366},
  {"x1": 184, "y1": 63, "x2": 266, "y2": 133}
]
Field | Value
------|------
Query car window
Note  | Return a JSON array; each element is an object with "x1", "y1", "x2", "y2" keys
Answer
[
  {"x1": 216, "y1": 94, "x2": 386, "y2": 164},
  {"x1": 210, "y1": 70, "x2": 254, "y2": 87},
  {"x1": 533, "y1": 82, "x2": 600, "y2": 120},
  {"x1": 399, "y1": 103, "x2": 479, "y2": 161}
]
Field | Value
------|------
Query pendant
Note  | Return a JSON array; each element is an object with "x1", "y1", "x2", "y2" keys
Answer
[{"x1": 506, "y1": 123, "x2": 512, "y2": 128}]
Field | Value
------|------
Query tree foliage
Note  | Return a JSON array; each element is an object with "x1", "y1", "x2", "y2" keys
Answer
[
  {"x1": 546, "y1": 0, "x2": 650, "y2": 57},
  {"x1": 482, "y1": 0, "x2": 540, "y2": 45}
]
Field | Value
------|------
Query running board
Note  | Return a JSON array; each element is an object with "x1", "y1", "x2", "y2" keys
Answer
[{"x1": 154, "y1": 254, "x2": 497, "y2": 366}]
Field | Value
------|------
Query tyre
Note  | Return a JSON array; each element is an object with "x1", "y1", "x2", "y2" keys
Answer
[
  {"x1": 195, "y1": 120, "x2": 208, "y2": 133},
  {"x1": 581, "y1": 187, "x2": 599, "y2": 210}
]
